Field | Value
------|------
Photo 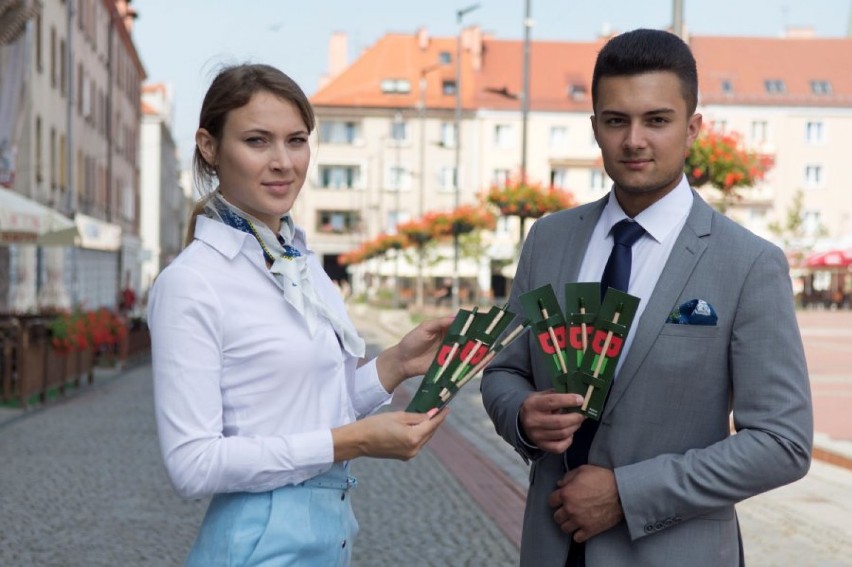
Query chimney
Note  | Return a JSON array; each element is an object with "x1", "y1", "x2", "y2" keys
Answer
[
  {"x1": 784, "y1": 26, "x2": 815, "y2": 39},
  {"x1": 327, "y1": 31, "x2": 348, "y2": 80},
  {"x1": 417, "y1": 27, "x2": 430, "y2": 50}
]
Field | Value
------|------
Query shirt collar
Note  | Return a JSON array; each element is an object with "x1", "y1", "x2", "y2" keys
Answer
[
  {"x1": 602, "y1": 176, "x2": 693, "y2": 243},
  {"x1": 195, "y1": 215, "x2": 312, "y2": 258}
]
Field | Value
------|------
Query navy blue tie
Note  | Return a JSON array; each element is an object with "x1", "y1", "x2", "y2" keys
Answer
[
  {"x1": 565, "y1": 219, "x2": 645, "y2": 566},
  {"x1": 600, "y1": 219, "x2": 646, "y2": 300}
]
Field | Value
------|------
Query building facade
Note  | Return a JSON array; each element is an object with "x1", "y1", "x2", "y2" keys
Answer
[
  {"x1": 1, "y1": 0, "x2": 145, "y2": 312},
  {"x1": 139, "y1": 82, "x2": 186, "y2": 298},
  {"x1": 305, "y1": 26, "x2": 852, "y2": 299}
]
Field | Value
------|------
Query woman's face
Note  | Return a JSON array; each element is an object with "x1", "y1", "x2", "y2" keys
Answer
[{"x1": 196, "y1": 90, "x2": 310, "y2": 231}]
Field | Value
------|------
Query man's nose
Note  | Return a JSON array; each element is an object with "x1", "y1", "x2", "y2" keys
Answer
[{"x1": 622, "y1": 123, "x2": 647, "y2": 150}]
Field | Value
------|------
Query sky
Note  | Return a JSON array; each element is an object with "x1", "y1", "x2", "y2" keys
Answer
[{"x1": 133, "y1": 0, "x2": 851, "y2": 168}]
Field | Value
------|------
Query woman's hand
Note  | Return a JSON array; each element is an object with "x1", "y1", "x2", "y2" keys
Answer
[
  {"x1": 376, "y1": 316, "x2": 454, "y2": 392},
  {"x1": 332, "y1": 408, "x2": 449, "y2": 461}
]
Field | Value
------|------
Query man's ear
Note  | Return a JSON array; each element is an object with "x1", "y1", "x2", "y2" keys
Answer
[
  {"x1": 195, "y1": 128, "x2": 218, "y2": 168},
  {"x1": 686, "y1": 113, "x2": 702, "y2": 148},
  {"x1": 590, "y1": 114, "x2": 600, "y2": 147}
]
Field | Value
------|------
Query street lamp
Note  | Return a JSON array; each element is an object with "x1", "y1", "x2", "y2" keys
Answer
[
  {"x1": 452, "y1": 2, "x2": 480, "y2": 312},
  {"x1": 520, "y1": 0, "x2": 532, "y2": 183},
  {"x1": 415, "y1": 62, "x2": 444, "y2": 310},
  {"x1": 393, "y1": 111, "x2": 404, "y2": 309}
]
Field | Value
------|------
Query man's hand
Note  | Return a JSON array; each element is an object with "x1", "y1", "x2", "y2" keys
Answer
[
  {"x1": 519, "y1": 390, "x2": 585, "y2": 453},
  {"x1": 547, "y1": 465, "x2": 624, "y2": 542}
]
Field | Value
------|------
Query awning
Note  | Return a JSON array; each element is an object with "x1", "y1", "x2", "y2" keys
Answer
[
  {"x1": 0, "y1": 186, "x2": 78, "y2": 245},
  {"x1": 75, "y1": 212, "x2": 122, "y2": 251},
  {"x1": 804, "y1": 248, "x2": 852, "y2": 269}
]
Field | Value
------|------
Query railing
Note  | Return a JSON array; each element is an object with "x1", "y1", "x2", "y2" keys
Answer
[{"x1": 0, "y1": 314, "x2": 149, "y2": 410}]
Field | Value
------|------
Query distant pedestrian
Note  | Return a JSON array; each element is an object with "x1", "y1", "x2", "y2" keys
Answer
[{"x1": 147, "y1": 63, "x2": 451, "y2": 566}]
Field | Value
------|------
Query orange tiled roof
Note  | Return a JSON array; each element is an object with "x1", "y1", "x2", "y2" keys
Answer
[
  {"x1": 311, "y1": 33, "x2": 462, "y2": 109},
  {"x1": 311, "y1": 30, "x2": 852, "y2": 112},
  {"x1": 692, "y1": 36, "x2": 852, "y2": 106}
]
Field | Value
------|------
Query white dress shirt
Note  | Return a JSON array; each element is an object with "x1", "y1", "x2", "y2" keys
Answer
[
  {"x1": 147, "y1": 216, "x2": 391, "y2": 499},
  {"x1": 577, "y1": 176, "x2": 693, "y2": 374}
]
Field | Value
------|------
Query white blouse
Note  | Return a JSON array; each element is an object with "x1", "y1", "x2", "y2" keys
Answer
[{"x1": 147, "y1": 216, "x2": 390, "y2": 499}]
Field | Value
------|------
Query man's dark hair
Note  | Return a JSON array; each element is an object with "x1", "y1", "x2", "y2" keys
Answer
[{"x1": 591, "y1": 29, "x2": 698, "y2": 114}]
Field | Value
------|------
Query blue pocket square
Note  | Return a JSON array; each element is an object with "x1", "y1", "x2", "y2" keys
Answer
[{"x1": 667, "y1": 299, "x2": 717, "y2": 325}]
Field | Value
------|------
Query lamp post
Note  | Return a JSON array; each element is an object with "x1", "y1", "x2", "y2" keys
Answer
[
  {"x1": 415, "y1": 63, "x2": 442, "y2": 310},
  {"x1": 520, "y1": 0, "x2": 532, "y2": 183},
  {"x1": 452, "y1": 3, "x2": 480, "y2": 312},
  {"x1": 393, "y1": 111, "x2": 403, "y2": 309}
]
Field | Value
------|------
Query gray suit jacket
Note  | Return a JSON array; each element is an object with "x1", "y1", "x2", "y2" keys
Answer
[{"x1": 481, "y1": 192, "x2": 813, "y2": 567}]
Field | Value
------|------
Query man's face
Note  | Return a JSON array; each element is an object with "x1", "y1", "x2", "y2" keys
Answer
[{"x1": 591, "y1": 71, "x2": 701, "y2": 215}]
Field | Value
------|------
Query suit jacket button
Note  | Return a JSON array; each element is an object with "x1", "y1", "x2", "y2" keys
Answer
[
  {"x1": 644, "y1": 524, "x2": 654, "y2": 533},
  {"x1": 654, "y1": 522, "x2": 664, "y2": 530}
]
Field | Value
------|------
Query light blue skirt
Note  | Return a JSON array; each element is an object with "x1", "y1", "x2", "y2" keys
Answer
[{"x1": 185, "y1": 464, "x2": 359, "y2": 566}]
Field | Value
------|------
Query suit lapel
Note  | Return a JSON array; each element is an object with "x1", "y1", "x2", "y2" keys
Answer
[
  {"x1": 603, "y1": 192, "x2": 715, "y2": 415},
  {"x1": 556, "y1": 196, "x2": 607, "y2": 286}
]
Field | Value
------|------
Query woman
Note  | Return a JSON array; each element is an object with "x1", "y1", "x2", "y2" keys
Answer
[{"x1": 147, "y1": 63, "x2": 451, "y2": 566}]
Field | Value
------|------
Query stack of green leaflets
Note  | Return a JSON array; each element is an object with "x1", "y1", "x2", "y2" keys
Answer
[
  {"x1": 406, "y1": 305, "x2": 529, "y2": 413},
  {"x1": 519, "y1": 283, "x2": 640, "y2": 420}
]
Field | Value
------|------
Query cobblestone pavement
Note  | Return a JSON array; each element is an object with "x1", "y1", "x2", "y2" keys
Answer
[
  {"x1": 1, "y1": 307, "x2": 850, "y2": 566},
  {"x1": 0, "y1": 366, "x2": 208, "y2": 566}
]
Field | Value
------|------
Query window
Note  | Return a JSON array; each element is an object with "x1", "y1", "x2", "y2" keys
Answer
[
  {"x1": 380, "y1": 79, "x2": 411, "y2": 94},
  {"x1": 804, "y1": 165, "x2": 823, "y2": 189},
  {"x1": 590, "y1": 169, "x2": 608, "y2": 191},
  {"x1": 318, "y1": 165, "x2": 361, "y2": 189},
  {"x1": 720, "y1": 79, "x2": 733, "y2": 95},
  {"x1": 387, "y1": 210, "x2": 411, "y2": 233},
  {"x1": 438, "y1": 167, "x2": 457, "y2": 192},
  {"x1": 492, "y1": 168, "x2": 510, "y2": 186},
  {"x1": 59, "y1": 39, "x2": 68, "y2": 97},
  {"x1": 440, "y1": 122, "x2": 456, "y2": 147},
  {"x1": 550, "y1": 168, "x2": 568, "y2": 189},
  {"x1": 317, "y1": 210, "x2": 360, "y2": 234},
  {"x1": 49, "y1": 127, "x2": 56, "y2": 188},
  {"x1": 35, "y1": 116, "x2": 42, "y2": 182},
  {"x1": 568, "y1": 83, "x2": 586, "y2": 100},
  {"x1": 439, "y1": 51, "x2": 452, "y2": 64},
  {"x1": 810, "y1": 80, "x2": 831, "y2": 95},
  {"x1": 35, "y1": 15, "x2": 42, "y2": 72},
  {"x1": 59, "y1": 135, "x2": 66, "y2": 190},
  {"x1": 319, "y1": 121, "x2": 360, "y2": 144},
  {"x1": 764, "y1": 79, "x2": 785, "y2": 94},
  {"x1": 442, "y1": 80, "x2": 457, "y2": 96},
  {"x1": 549, "y1": 126, "x2": 568, "y2": 150},
  {"x1": 802, "y1": 211, "x2": 822, "y2": 235},
  {"x1": 50, "y1": 26, "x2": 57, "y2": 88},
  {"x1": 385, "y1": 165, "x2": 411, "y2": 191},
  {"x1": 805, "y1": 121, "x2": 824, "y2": 144},
  {"x1": 751, "y1": 121, "x2": 768, "y2": 144},
  {"x1": 390, "y1": 119, "x2": 408, "y2": 143},
  {"x1": 493, "y1": 124, "x2": 514, "y2": 149}
]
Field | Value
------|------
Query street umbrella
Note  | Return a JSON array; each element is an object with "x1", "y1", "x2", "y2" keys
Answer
[
  {"x1": 804, "y1": 248, "x2": 852, "y2": 269},
  {"x1": 0, "y1": 187, "x2": 78, "y2": 246}
]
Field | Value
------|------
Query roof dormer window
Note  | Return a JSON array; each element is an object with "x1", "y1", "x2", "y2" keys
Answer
[
  {"x1": 381, "y1": 79, "x2": 411, "y2": 94},
  {"x1": 568, "y1": 83, "x2": 587, "y2": 100},
  {"x1": 439, "y1": 51, "x2": 452, "y2": 64},
  {"x1": 720, "y1": 79, "x2": 733, "y2": 95},
  {"x1": 810, "y1": 80, "x2": 832, "y2": 95},
  {"x1": 764, "y1": 79, "x2": 786, "y2": 94}
]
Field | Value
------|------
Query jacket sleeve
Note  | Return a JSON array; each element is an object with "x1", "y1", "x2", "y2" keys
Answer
[
  {"x1": 615, "y1": 243, "x2": 813, "y2": 540},
  {"x1": 481, "y1": 221, "x2": 545, "y2": 462}
]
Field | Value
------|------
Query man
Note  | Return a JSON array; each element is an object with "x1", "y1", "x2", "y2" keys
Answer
[{"x1": 481, "y1": 29, "x2": 812, "y2": 566}]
